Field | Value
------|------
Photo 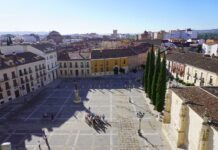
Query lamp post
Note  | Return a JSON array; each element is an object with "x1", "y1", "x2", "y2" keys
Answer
[
  {"x1": 73, "y1": 83, "x2": 81, "y2": 103},
  {"x1": 137, "y1": 111, "x2": 145, "y2": 136}
]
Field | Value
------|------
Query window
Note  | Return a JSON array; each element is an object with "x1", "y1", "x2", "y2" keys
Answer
[
  {"x1": 31, "y1": 82, "x2": 34, "y2": 86},
  {"x1": 13, "y1": 80, "x2": 17, "y2": 87},
  {"x1": 64, "y1": 63, "x2": 67, "y2": 68},
  {"x1": 87, "y1": 70, "x2": 89, "y2": 75},
  {"x1": 81, "y1": 70, "x2": 84, "y2": 75},
  {"x1": 11, "y1": 71, "x2": 16, "y2": 79},
  {"x1": 200, "y1": 73, "x2": 203, "y2": 79},
  {"x1": 35, "y1": 66, "x2": 38, "y2": 71},
  {"x1": 65, "y1": 70, "x2": 67, "y2": 75},
  {"x1": 60, "y1": 70, "x2": 63, "y2": 75},
  {"x1": 29, "y1": 67, "x2": 32, "y2": 73},
  {"x1": 3, "y1": 73, "x2": 8, "y2": 81},
  {"x1": 7, "y1": 90, "x2": 11, "y2": 96},
  {"x1": 75, "y1": 62, "x2": 78, "y2": 68},
  {"x1": 209, "y1": 76, "x2": 213, "y2": 85},
  {"x1": 70, "y1": 70, "x2": 73, "y2": 75},
  {"x1": 5, "y1": 82, "x2": 10, "y2": 90},
  {"x1": 86, "y1": 62, "x2": 89, "y2": 68},
  {"x1": 59, "y1": 63, "x2": 62, "y2": 68},
  {"x1": 24, "y1": 69, "x2": 27, "y2": 74},
  {"x1": 70, "y1": 62, "x2": 72, "y2": 68},
  {"x1": 81, "y1": 62, "x2": 84, "y2": 68},
  {"x1": 21, "y1": 78, "x2": 24, "y2": 84},
  {"x1": 0, "y1": 93, "x2": 3, "y2": 99},
  {"x1": 123, "y1": 60, "x2": 126, "y2": 65}
]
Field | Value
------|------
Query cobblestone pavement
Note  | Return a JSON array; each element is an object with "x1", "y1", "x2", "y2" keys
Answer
[{"x1": 0, "y1": 75, "x2": 170, "y2": 150}]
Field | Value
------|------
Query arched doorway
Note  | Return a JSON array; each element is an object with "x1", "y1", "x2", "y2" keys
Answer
[{"x1": 113, "y1": 67, "x2": 119, "y2": 75}]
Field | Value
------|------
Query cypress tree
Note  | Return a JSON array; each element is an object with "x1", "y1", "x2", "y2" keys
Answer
[
  {"x1": 144, "y1": 51, "x2": 150, "y2": 92},
  {"x1": 155, "y1": 53, "x2": 167, "y2": 112},
  {"x1": 147, "y1": 45, "x2": 155, "y2": 98},
  {"x1": 151, "y1": 49, "x2": 161, "y2": 105}
]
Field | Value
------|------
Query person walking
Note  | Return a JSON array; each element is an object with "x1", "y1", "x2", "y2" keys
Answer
[
  {"x1": 38, "y1": 141, "x2": 41, "y2": 150},
  {"x1": 129, "y1": 97, "x2": 132, "y2": 103}
]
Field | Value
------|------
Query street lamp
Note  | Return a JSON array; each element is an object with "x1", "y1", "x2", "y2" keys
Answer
[{"x1": 137, "y1": 111, "x2": 145, "y2": 136}]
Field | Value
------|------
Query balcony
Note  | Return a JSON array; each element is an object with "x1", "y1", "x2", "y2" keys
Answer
[
  {"x1": 14, "y1": 84, "x2": 19, "y2": 89},
  {"x1": 3, "y1": 77, "x2": 9, "y2": 81},
  {"x1": 12, "y1": 74, "x2": 18, "y2": 79}
]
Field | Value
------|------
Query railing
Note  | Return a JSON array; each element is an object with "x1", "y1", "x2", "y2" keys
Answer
[{"x1": 4, "y1": 77, "x2": 10, "y2": 81}]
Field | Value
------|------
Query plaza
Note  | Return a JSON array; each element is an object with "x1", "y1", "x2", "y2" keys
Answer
[{"x1": 0, "y1": 73, "x2": 170, "y2": 150}]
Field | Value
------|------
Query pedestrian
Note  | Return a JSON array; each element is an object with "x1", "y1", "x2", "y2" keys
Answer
[
  {"x1": 129, "y1": 97, "x2": 132, "y2": 103},
  {"x1": 42, "y1": 130, "x2": 46, "y2": 138},
  {"x1": 102, "y1": 114, "x2": 105, "y2": 120},
  {"x1": 38, "y1": 141, "x2": 41, "y2": 150}
]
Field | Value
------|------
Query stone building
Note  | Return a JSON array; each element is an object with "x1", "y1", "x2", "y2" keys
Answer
[
  {"x1": 0, "y1": 51, "x2": 46, "y2": 105},
  {"x1": 162, "y1": 86, "x2": 218, "y2": 150},
  {"x1": 58, "y1": 50, "x2": 91, "y2": 77},
  {"x1": 166, "y1": 51, "x2": 218, "y2": 86}
]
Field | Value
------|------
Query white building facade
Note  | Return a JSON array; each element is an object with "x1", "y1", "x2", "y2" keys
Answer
[
  {"x1": 202, "y1": 43, "x2": 218, "y2": 57},
  {"x1": 0, "y1": 51, "x2": 47, "y2": 105}
]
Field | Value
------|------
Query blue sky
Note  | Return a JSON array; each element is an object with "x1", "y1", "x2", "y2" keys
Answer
[{"x1": 0, "y1": 0, "x2": 217, "y2": 34}]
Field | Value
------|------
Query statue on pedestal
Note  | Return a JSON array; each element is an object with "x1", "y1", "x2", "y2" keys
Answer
[{"x1": 73, "y1": 84, "x2": 81, "y2": 103}]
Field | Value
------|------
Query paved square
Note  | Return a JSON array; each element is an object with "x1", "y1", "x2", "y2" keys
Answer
[{"x1": 0, "y1": 73, "x2": 170, "y2": 150}]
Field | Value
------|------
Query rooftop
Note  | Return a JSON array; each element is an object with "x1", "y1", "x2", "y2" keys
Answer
[
  {"x1": 91, "y1": 48, "x2": 135, "y2": 59},
  {"x1": 172, "y1": 86, "x2": 218, "y2": 131},
  {"x1": 57, "y1": 50, "x2": 90, "y2": 61},
  {"x1": 31, "y1": 43, "x2": 56, "y2": 53},
  {"x1": 166, "y1": 51, "x2": 218, "y2": 74},
  {"x1": 0, "y1": 52, "x2": 44, "y2": 70}
]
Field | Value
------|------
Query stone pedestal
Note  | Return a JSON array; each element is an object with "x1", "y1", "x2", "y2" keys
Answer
[
  {"x1": 1, "y1": 142, "x2": 11, "y2": 150},
  {"x1": 73, "y1": 89, "x2": 81, "y2": 103}
]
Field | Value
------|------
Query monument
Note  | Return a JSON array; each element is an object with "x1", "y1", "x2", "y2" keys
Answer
[{"x1": 73, "y1": 84, "x2": 81, "y2": 103}]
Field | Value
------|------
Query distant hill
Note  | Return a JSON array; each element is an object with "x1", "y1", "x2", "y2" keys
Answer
[
  {"x1": 0, "y1": 31, "x2": 48, "y2": 35},
  {"x1": 195, "y1": 29, "x2": 218, "y2": 34}
]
